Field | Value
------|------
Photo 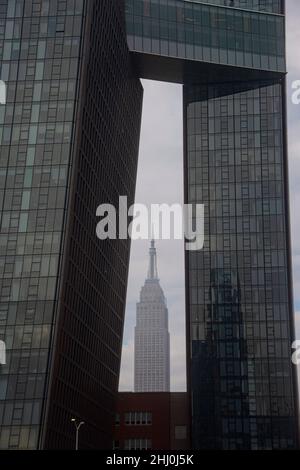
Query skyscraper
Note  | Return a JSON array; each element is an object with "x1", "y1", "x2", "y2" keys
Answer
[
  {"x1": 134, "y1": 241, "x2": 170, "y2": 392},
  {"x1": 124, "y1": 0, "x2": 299, "y2": 449},
  {"x1": 0, "y1": 0, "x2": 298, "y2": 450},
  {"x1": 0, "y1": 0, "x2": 142, "y2": 449}
]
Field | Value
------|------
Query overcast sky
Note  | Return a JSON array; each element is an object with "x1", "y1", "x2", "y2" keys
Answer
[{"x1": 119, "y1": 1, "x2": 300, "y2": 392}]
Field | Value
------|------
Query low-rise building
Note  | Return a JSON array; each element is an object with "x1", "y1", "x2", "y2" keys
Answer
[{"x1": 114, "y1": 392, "x2": 190, "y2": 450}]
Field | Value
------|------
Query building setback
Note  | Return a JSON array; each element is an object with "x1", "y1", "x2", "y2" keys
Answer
[
  {"x1": 134, "y1": 241, "x2": 170, "y2": 392},
  {"x1": 0, "y1": 0, "x2": 299, "y2": 450}
]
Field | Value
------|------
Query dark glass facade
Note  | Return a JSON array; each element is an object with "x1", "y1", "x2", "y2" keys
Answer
[
  {"x1": 185, "y1": 0, "x2": 282, "y2": 14},
  {"x1": 184, "y1": 80, "x2": 298, "y2": 449},
  {"x1": 0, "y1": 0, "x2": 142, "y2": 449},
  {"x1": 42, "y1": 0, "x2": 143, "y2": 450},
  {"x1": 0, "y1": 0, "x2": 85, "y2": 449},
  {"x1": 126, "y1": 0, "x2": 285, "y2": 73}
]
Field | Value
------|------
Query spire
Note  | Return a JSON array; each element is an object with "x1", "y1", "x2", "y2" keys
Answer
[{"x1": 147, "y1": 239, "x2": 158, "y2": 280}]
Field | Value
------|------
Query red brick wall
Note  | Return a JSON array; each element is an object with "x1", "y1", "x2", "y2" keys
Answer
[{"x1": 114, "y1": 392, "x2": 190, "y2": 450}]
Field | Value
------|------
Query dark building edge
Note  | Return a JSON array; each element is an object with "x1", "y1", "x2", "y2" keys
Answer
[
  {"x1": 38, "y1": 0, "x2": 143, "y2": 449},
  {"x1": 38, "y1": 0, "x2": 92, "y2": 449},
  {"x1": 183, "y1": 85, "x2": 192, "y2": 447}
]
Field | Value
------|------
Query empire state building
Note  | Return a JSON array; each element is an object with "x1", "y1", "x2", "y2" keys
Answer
[{"x1": 134, "y1": 241, "x2": 170, "y2": 392}]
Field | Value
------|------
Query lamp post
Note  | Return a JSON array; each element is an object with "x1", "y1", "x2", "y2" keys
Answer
[{"x1": 71, "y1": 418, "x2": 85, "y2": 450}]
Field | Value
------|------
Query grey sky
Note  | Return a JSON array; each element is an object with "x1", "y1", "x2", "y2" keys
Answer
[{"x1": 119, "y1": 0, "x2": 300, "y2": 391}]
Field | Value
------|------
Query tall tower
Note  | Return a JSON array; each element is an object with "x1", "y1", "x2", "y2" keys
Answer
[
  {"x1": 134, "y1": 241, "x2": 170, "y2": 392},
  {"x1": 0, "y1": 0, "x2": 143, "y2": 450}
]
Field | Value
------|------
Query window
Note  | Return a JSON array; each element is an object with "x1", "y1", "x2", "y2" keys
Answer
[
  {"x1": 113, "y1": 440, "x2": 120, "y2": 450},
  {"x1": 124, "y1": 439, "x2": 151, "y2": 450},
  {"x1": 0, "y1": 377, "x2": 8, "y2": 400},
  {"x1": 19, "y1": 213, "x2": 28, "y2": 233},
  {"x1": 175, "y1": 425, "x2": 187, "y2": 440},
  {"x1": 125, "y1": 411, "x2": 152, "y2": 425}
]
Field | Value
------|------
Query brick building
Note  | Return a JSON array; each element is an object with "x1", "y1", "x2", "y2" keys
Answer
[{"x1": 114, "y1": 392, "x2": 190, "y2": 450}]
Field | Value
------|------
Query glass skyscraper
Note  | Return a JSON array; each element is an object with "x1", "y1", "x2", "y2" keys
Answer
[
  {"x1": 0, "y1": 0, "x2": 298, "y2": 450},
  {"x1": 185, "y1": 79, "x2": 297, "y2": 449},
  {"x1": 0, "y1": 0, "x2": 143, "y2": 449}
]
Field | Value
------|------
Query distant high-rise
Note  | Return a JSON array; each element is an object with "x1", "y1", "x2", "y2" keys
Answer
[{"x1": 134, "y1": 241, "x2": 170, "y2": 392}]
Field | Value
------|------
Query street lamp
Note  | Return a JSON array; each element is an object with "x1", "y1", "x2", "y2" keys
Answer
[{"x1": 71, "y1": 418, "x2": 85, "y2": 450}]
